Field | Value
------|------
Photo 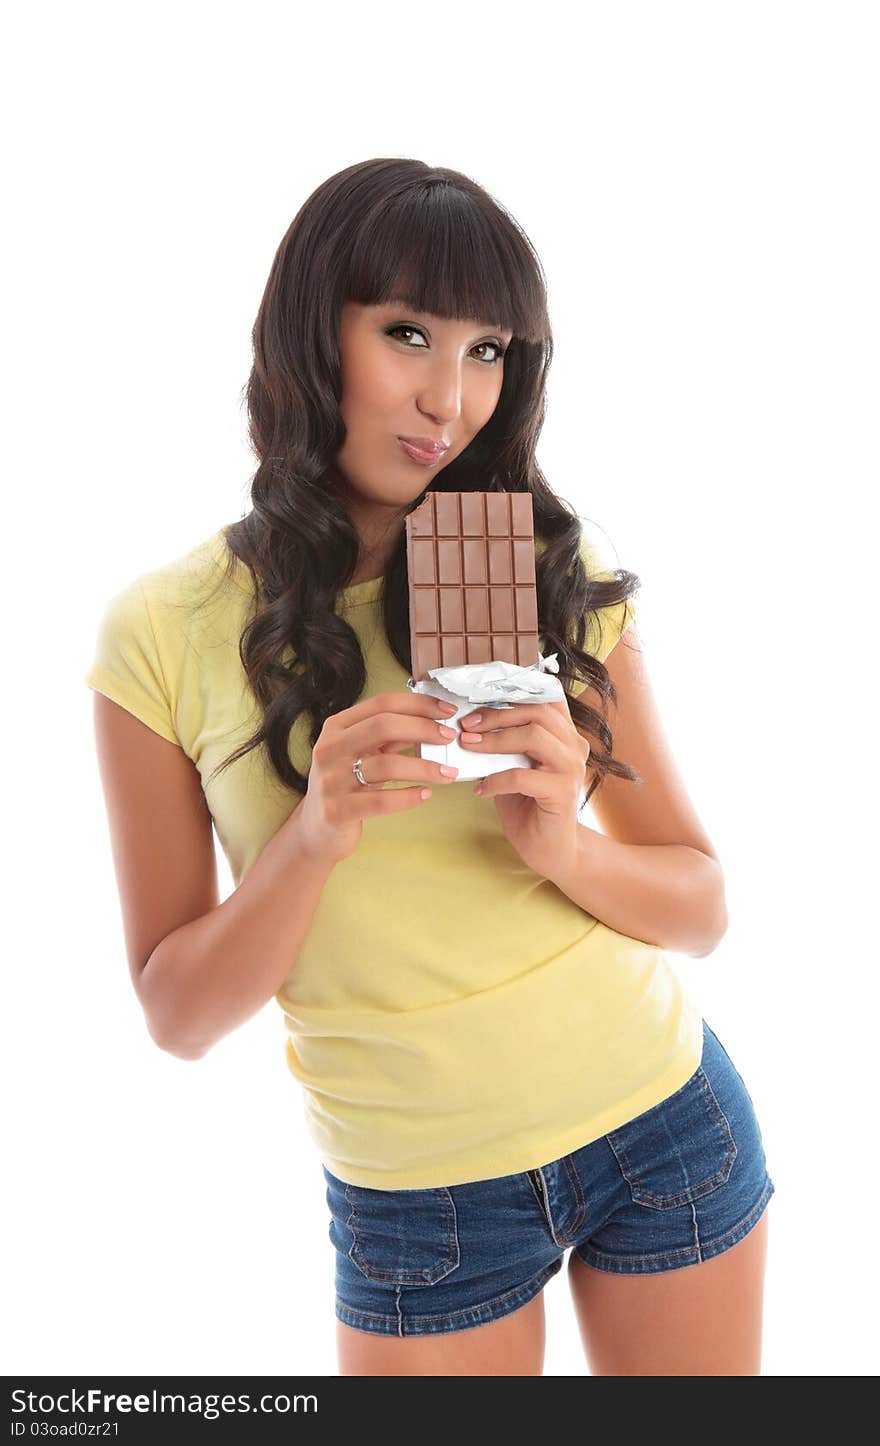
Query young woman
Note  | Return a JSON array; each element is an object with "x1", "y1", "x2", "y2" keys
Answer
[{"x1": 85, "y1": 157, "x2": 774, "y2": 1377}]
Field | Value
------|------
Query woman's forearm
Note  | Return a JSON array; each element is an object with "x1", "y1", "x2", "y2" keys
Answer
[
  {"x1": 548, "y1": 827, "x2": 728, "y2": 957},
  {"x1": 138, "y1": 808, "x2": 337, "y2": 1058}
]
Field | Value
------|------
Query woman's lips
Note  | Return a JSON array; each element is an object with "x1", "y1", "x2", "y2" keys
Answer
[{"x1": 397, "y1": 437, "x2": 447, "y2": 465}]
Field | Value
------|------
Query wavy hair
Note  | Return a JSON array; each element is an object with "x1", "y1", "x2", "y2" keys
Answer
[{"x1": 203, "y1": 157, "x2": 641, "y2": 805}]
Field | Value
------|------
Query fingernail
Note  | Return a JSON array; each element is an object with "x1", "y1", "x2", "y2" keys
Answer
[
  {"x1": 439, "y1": 702, "x2": 458, "y2": 715},
  {"x1": 439, "y1": 765, "x2": 458, "y2": 778},
  {"x1": 464, "y1": 713, "x2": 482, "y2": 728},
  {"x1": 461, "y1": 731, "x2": 482, "y2": 743}
]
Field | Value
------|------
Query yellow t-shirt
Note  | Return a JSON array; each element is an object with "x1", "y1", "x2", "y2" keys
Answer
[{"x1": 84, "y1": 523, "x2": 703, "y2": 1189}]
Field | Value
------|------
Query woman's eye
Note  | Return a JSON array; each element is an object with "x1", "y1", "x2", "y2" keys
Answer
[
  {"x1": 387, "y1": 325, "x2": 428, "y2": 347},
  {"x1": 386, "y1": 325, "x2": 506, "y2": 365},
  {"x1": 473, "y1": 340, "x2": 506, "y2": 364}
]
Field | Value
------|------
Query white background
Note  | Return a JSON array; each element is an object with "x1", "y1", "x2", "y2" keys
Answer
[{"x1": 4, "y1": 0, "x2": 877, "y2": 1378}]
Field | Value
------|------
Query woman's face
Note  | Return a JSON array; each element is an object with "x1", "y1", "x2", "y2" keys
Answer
[{"x1": 334, "y1": 298, "x2": 513, "y2": 555}]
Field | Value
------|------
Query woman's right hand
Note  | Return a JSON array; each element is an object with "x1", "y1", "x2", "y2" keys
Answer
[{"x1": 295, "y1": 692, "x2": 462, "y2": 865}]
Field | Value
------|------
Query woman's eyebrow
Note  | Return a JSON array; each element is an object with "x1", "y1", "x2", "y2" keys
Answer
[{"x1": 383, "y1": 298, "x2": 512, "y2": 336}]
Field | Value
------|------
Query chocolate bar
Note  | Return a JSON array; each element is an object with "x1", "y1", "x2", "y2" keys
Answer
[{"x1": 405, "y1": 491, "x2": 540, "y2": 683}]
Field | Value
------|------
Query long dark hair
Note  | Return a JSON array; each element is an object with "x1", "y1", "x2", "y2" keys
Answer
[{"x1": 203, "y1": 157, "x2": 641, "y2": 805}]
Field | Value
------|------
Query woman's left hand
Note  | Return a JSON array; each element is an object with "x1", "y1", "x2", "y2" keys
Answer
[{"x1": 458, "y1": 700, "x2": 589, "y2": 881}]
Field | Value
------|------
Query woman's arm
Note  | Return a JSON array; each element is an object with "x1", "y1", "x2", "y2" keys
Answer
[
  {"x1": 92, "y1": 692, "x2": 336, "y2": 1060},
  {"x1": 547, "y1": 832, "x2": 727, "y2": 957},
  {"x1": 548, "y1": 624, "x2": 728, "y2": 956},
  {"x1": 140, "y1": 805, "x2": 336, "y2": 1057}
]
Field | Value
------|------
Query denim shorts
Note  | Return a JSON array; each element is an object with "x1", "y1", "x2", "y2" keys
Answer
[{"x1": 323, "y1": 1017, "x2": 775, "y2": 1338}]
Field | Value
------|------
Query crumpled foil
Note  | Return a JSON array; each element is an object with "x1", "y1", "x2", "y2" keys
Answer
[{"x1": 406, "y1": 651, "x2": 568, "y2": 781}]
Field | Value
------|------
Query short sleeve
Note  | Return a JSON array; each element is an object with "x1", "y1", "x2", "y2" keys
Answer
[
  {"x1": 584, "y1": 583, "x2": 638, "y2": 664},
  {"x1": 84, "y1": 578, "x2": 182, "y2": 745}
]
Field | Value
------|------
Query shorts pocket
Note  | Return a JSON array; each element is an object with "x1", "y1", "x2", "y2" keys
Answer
[
  {"x1": 605, "y1": 1064, "x2": 738, "y2": 1210},
  {"x1": 342, "y1": 1182, "x2": 461, "y2": 1285}
]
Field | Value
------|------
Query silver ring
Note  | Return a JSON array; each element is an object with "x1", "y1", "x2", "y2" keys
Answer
[{"x1": 352, "y1": 756, "x2": 369, "y2": 786}]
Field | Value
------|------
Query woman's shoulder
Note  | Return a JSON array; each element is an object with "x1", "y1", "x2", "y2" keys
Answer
[
  {"x1": 107, "y1": 529, "x2": 251, "y2": 644},
  {"x1": 94, "y1": 527, "x2": 252, "y2": 661},
  {"x1": 134, "y1": 527, "x2": 247, "y2": 601},
  {"x1": 534, "y1": 516, "x2": 622, "y2": 575}
]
